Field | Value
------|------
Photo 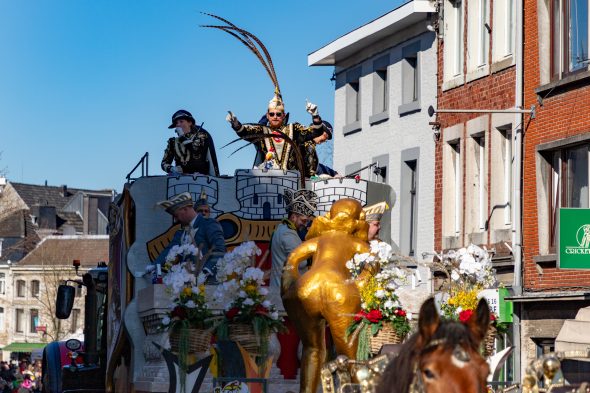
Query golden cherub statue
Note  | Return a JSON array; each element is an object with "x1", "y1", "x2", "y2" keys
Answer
[{"x1": 281, "y1": 198, "x2": 370, "y2": 393}]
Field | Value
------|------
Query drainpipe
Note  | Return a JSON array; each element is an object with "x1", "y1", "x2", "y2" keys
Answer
[{"x1": 512, "y1": 0, "x2": 524, "y2": 381}]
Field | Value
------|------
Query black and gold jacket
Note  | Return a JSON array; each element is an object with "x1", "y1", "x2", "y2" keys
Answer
[
  {"x1": 235, "y1": 120, "x2": 328, "y2": 178},
  {"x1": 161, "y1": 126, "x2": 220, "y2": 176}
]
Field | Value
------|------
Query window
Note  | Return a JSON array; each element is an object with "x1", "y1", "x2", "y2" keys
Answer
[
  {"x1": 347, "y1": 81, "x2": 360, "y2": 123},
  {"x1": 475, "y1": 136, "x2": 486, "y2": 230},
  {"x1": 70, "y1": 308, "x2": 81, "y2": 333},
  {"x1": 502, "y1": 129, "x2": 513, "y2": 225},
  {"x1": 0, "y1": 307, "x2": 4, "y2": 328},
  {"x1": 551, "y1": 0, "x2": 589, "y2": 79},
  {"x1": 371, "y1": 55, "x2": 390, "y2": 121},
  {"x1": 31, "y1": 280, "x2": 40, "y2": 298},
  {"x1": 372, "y1": 155, "x2": 389, "y2": 184},
  {"x1": 452, "y1": 142, "x2": 462, "y2": 234},
  {"x1": 493, "y1": 0, "x2": 516, "y2": 62},
  {"x1": 345, "y1": 67, "x2": 362, "y2": 133},
  {"x1": 0, "y1": 273, "x2": 5, "y2": 295},
  {"x1": 30, "y1": 309, "x2": 39, "y2": 334},
  {"x1": 548, "y1": 145, "x2": 589, "y2": 250},
  {"x1": 467, "y1": 0, "x2": 490, "y2": 74},
  {"x1": 400, "y1": 42, "x2": 421, "y2": 114},
  {"x1": 443, "y1": 139, "x2": 462, "y2": 237},
  {"x1": 444, "y1": 0, "x2": 465, "y2": 82},
  {"x1": 401, "y1": 160, "x2": 419, "y2": 256},
  {"x1": 15, "y1": 309, "x2": 24, "y2": 333},
  {"x1": 16, "y1": 280, "x2": 26, "y2": 298}
]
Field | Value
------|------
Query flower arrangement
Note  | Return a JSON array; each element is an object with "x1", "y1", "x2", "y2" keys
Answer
[
  {"x1": 432, "y1": 244, "x2": 509, "y2": 356},
  {"x1": 433, "y1": 244, "x2": 496, "y2": 320},
  {"x1": 345, "y1": 240, "x2": 412, "y2": 360},
  {"x1": 214, "y1": 242, "x2": 284, "y2": 363},
  {"x1": 161, "y1": 273, "x2": 212, "y2": 331}
]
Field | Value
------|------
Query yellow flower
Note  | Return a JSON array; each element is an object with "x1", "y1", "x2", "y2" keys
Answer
[
  {"x1": 244, "y1": 283, "x2": 258, "y2": 296},
  {"x1": 199, "y1": 284, "x2": 205, "y2": 294},
  {"x1": 182, "y1": 287, "x2": 192, "y2": 297}
]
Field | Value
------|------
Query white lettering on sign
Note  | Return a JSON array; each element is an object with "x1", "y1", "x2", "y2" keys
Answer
[{"x1": 478, "y1": 289, "x2": 500, "y2": 315}]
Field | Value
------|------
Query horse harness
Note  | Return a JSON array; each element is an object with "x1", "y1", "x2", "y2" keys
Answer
[{"x1": 408, "y1": 338, "x2": 472, "y2": 393}]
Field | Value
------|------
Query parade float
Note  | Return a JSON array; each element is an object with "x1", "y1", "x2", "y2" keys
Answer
[{"x1": 41, "y1": 167, "x2": 396, "y2": 393}]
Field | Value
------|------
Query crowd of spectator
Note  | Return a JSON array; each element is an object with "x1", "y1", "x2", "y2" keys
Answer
[{"x1": 0, "y1": 360, "x2": 41, "y2": 393}]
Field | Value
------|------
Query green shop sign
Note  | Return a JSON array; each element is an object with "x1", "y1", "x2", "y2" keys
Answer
[
  {"x1": 479, "y1": 288, "x2": 513, "y2": 323},
  {"x1": 559, "y1": 208, "x2": 590, "y2": 269}
]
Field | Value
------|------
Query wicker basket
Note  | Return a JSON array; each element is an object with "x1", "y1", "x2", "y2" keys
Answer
[
  {"x1": 482, "y1": 325, "x2": 497, "y2": 358},
  {"x1": 228, "y1": 323, "x2": 267, "y2": 356},
  {"x1": 370, "y1": 323, "x2": 404, "y2": 355},
  {"x1": 169, "y1": 328, "x2": 212, "y2": 353}
]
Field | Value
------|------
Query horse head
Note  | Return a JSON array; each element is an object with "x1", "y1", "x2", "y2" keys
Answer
[{"x1": 377, "y1": 297, "x2": 491, "y2": 393}]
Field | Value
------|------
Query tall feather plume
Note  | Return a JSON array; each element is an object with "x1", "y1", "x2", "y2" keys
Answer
[{"x1": 201, "y1": 13, "x2": 281, "y2": 94}]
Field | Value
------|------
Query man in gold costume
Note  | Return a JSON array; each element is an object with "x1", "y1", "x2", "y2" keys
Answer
[{"x1": 281, "y1": 199, "x2": 370, "y2": 393}]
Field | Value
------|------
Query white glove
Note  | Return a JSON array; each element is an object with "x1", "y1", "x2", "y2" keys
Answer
[
  {"x1": 170, "y1": 165, "x2": 183, "y2": 174},
  {"x1": 305, "y1": 100, "x2": 319, "y2": 117},
  {"x1": 226, "y1": 111, "x2": 241, "y2": 130}
]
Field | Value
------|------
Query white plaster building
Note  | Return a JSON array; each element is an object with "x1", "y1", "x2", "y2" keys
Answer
[{"x1": 308, "y1": 0, "x2": 437, "y2": 311}]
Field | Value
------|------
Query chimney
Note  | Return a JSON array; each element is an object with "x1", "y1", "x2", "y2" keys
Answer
[{"x1": 62, "y1": 185, "x2": 68, "y2": 197}]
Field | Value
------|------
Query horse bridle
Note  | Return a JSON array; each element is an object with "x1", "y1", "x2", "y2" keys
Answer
[{"x1": 408, "y1": 338, "x2": 473, "y2": 393}]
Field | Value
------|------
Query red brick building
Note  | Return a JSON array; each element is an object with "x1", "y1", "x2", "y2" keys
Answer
[
  {"x1": 433, "y1": 0, "x2": 519, "y2": 379},
  {"x1": 518, "y1": 0, "x2": 590, "y2": 375}
]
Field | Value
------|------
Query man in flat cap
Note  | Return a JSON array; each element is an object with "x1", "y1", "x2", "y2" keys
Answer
[
  {"x1": 161, "y1": 109, "x2": 220, "y2": 176},
  {"x1": 155, "y1": 192, "x2": 226, "y2": 278},
  {"x1": 363, "y1": 201, "x2": 389, "y2": 241}
]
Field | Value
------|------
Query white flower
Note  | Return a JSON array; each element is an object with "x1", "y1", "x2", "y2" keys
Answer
[
  {"x1": 270, "y1": 311, "x2": 279, "y2": 320},
  {"x1": 259, "y1": 287, "x2": 269, "y2": 296},
  {"x1": 238, "y1": 290, "x2": 247, "y2": 298},
  {"x1": 185, "y1": 300, "x2": 196, "y2": 308},
  {"x1": 243, "y1": 267, "x2": 265, "y2": 283},
  {"x1": 345, "y1": 260, "x2": 355, "y2": 270},
  {"x1": 375, "y1": 290, "x2": 386, "y2": 299},
  {"x1": 384, "y1": 300, "x2": 395, "y2": 309},
  {"x1": 162, "y1": 316, "x2": 171, "y2": 326},
  {"x1": 191, "y1": 286, "x2": 200, "y2": 294},
  {"x1": 407, "y1": 312, "x2": 413, "y2": 321},
  {"x1": 451, "y1": 270, "x2": 460, "y2": 281},
  {"x1": 262, "y1": 300, "x2": 271, "y2": 308},
  {"x1": 243, "y1": 298, "x2": 255, "y2": 306},
  {"x1": 197, "y1": 273, "x2": 207, "y2": 286},
  {"x1": 377, "y1": 242, "x2": 392, "y2": 261}
]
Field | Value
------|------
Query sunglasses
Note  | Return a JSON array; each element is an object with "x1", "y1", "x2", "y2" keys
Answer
[{"x1": 268, "y1": 112, "x2": 284, "y2": 118}]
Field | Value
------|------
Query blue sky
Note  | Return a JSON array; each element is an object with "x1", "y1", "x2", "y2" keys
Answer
[{"x1": 0, "y1": 1, "x2": 401, "y2": 191}]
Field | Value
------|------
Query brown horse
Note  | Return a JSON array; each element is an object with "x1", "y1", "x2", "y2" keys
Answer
[{"x1": 376, "y1": 297, "x2": 491, "y2": 393}]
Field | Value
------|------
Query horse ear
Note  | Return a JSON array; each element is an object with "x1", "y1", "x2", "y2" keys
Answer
[
  {"x1": 418, "y1": 297, "x2": 440, "y2": 346},
  {"x1": 467, "y1": 298, "x2": 491, "y2": 344}
]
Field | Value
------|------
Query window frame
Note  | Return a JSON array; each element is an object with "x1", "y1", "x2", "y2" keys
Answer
[
  {"x1": 31, "y1": 280, "x2": 40, "y2": 298},
  {"x1": 15, "y1": 308, "x2": 24, "y2": 333},
  {"x1": 550, "y1": 0, "x2": 590, "y2": 80},
  {"x1": 30, "y1": 309, "x2": 39, "y2": 334},
  {"x1": 16, "y1": 280, "x2": 26, "y2": 298},
  {"x1": 547, "y1": 144, "x2": 590, "y2": 252}
]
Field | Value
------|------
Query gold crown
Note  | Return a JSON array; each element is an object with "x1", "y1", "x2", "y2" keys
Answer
[{"x1": 268, "y1": 88, "x2": 284, "y2": 112}]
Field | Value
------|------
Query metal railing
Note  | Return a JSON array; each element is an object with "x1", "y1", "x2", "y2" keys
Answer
[{"x1": 125, "y1": 152, "x2": 149, "y2": 183}]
